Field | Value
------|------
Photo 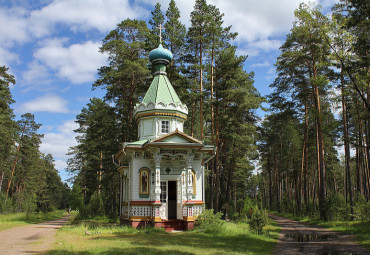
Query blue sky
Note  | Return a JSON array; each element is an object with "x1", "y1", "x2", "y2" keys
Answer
[{"x1": 1, "y1": 0, "x2": 335, "y2": 182}]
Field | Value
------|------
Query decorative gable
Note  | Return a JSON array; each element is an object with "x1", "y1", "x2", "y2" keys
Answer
[
  {"x1": 150, "y1": 129, "x2": 202, "y2": 145},
  {"x1": 160, "y1": 135, "x2": 192, "y2": 143}
]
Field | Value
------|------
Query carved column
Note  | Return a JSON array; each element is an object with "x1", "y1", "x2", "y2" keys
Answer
[
  {"x1": 186, "y1": 156, "x2": 194, "y2": 201},
  {"x1": 153, "y1": 154, "x2": 162, "y2": 227},
  {"x1": 154, "y1": 155, "x2": 162, "y2": 202},
  {"x1": 181, "y1": 169, "x2": 186, "y2": 200}
]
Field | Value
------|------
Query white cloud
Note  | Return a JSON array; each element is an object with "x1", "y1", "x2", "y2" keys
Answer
[
  {"x1": 250, "y1": 61, "x2": 271, "y2": 68},
  {"x1": 140, "y1": 0, "x2": 312, "y2": 57},
  {"x1": 34, "y1": 39, "x2": 107, "y2": 84},
  {"x1": 208, "y1": 0, "x2": 318, "y2": 57},
  {"x1": 54, "y1": 159, "x2": 68, "y2": 173},
  {"x1": 211, "y1": 0, "x2": 318, "y2": 43},
  {"x1": 17, "y1": 94, "x2": 69, "y2": 113},
  {"x1": 21, "y1": 60, "x2": 52, "y2": 87},
  {"x1": 40, "y1": 119, "x2": 78, "y2": 173},
  {"x1": 29, "y1": 0, "x2": 147, "y2": 36},
  {"x1": 319, "y1": 0, "x2": 339, "y2": 11},
  {"x1": 266, "y1": 66, "x2": 276, "y2": 80},
  {"x1": 267, "y1": 67, "x2": 276, "y2": 75},
  {"x1": 249, "y1": 40, "x2": 283, "y2": 51},
  {"x1": 0, "y1": 1, "x2": 148, "y2": 43},
  {"x1": 0, "y1": 7, "x2": 28, "y2": 46},
  {"x1": 0, "y1": 46, "x2": 19, "y2": 66},
  {"x1": 136, "y1": 0, "x2": 194, "y2": 25}
]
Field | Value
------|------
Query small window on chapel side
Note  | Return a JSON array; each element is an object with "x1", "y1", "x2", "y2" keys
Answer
[{"x1": 161, "y1": 121, "x2": 169, "y2": 133}]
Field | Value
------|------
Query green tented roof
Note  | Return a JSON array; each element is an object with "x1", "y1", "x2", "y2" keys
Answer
[{"x1": 141, "y1": 74, "x2": 182, "y2": 106}]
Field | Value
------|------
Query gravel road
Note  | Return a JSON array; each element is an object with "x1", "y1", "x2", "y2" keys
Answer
[
  {"x1": 270, "y1": 214, "x2": 369, "y2": 255},
  {"x1": 0, "y1": 216, "x2": 68, "y2": 255}
]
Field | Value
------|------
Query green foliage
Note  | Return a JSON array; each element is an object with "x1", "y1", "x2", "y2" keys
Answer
[
  {"x1": 88, "y1": 191, "x2": 105, "y2": 217},
  {"x1": 67, "y1": 98, "x2": 120, "y2": 218},
  {"x1": 242, "y1": 197, "x2": 256, "y2": 218},
  {"x1": 196, "y1": 209, "x2": 224, "y2": 233},
  {"x1": 354, "y1": 196, "x2": 370, "y2": 222},
  {"x1": 148, "y1": 2, "x2": 165, "y2": 48},
  {"x1": 325, "y1": 194, "x2": 350, "y2": 221},
  {"x1": 70, "y1": 183, "x2": 84, "y2": 211},
  {"x1": 248, "y1": 206, "x2": 268, "y2": 235}
]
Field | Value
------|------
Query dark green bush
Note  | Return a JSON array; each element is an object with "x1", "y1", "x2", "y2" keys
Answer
[
  {"x1": 248, "y1": 206, "x2": 268, "y2": 234},
  {"x1": 88, "y1": 191, "x2": 104, "y2": 217},
  {"x1": 242, "y1": 197, "x2": 256, "y2": 218},
  {"x1": 196, "y1": 209, "x2": 224, "y2": 234},
  {"x1": 354, "y1": 196, "x2": 370, "y2": 222},
  {"x1": 326, "y1": 194, "x2": 350, "y2": 221}
]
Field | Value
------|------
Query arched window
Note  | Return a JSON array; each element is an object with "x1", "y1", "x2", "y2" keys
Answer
[
  {"x1": 139, "y1": 168, "x2": 150, "y2": 197},
  {"x1": 192, "y1": 170, "x2": 196, "y2": 195}
]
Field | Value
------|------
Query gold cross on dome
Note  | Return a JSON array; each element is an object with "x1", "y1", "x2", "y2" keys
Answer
[{"x1": 156, "y1": 24, "x2": 164, "y2": 44}]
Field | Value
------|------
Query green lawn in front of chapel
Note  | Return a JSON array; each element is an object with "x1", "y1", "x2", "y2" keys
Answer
[{"x1": 48, "y1": 218, "x2": 279, "y2": 255}]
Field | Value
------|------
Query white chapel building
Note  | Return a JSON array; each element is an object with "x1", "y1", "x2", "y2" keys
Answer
[{"x1": 115, "y1": 43, "x2": 215, "y2": 230}]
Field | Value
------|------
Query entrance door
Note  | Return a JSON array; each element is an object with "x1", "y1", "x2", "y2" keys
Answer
[{"x1": 167, "y1": 181, "x2": 177, "y2": 219}]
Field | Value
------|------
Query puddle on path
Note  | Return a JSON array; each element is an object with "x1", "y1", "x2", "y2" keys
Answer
[
  {"x1": 24, "y1": 234, "x2": 40, "y2": 240},
  {"x1": 315, "y1": 252, "x2": 355, "y2": 255},
  {"x1": 285, "y1": 233, "x2": 338, "y2": 242}
]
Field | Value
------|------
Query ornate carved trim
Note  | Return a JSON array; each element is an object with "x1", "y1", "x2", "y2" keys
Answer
[{"x1": 135, "y1": 111, "x2": 187, "y2": 121}]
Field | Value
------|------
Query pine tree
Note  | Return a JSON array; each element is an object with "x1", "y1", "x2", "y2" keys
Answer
[
  {"x1": 212, "y1": 46, "x2": 262, "y2": 212},
  {"x1": 148, "y1": 3, "x2": 165, "y2": 48},
  {"x1": 269, "y1": 3, "x2": 335, "y2": 220},
  {"x1": 68, "y1": 98, "x2": 120, "y2": 216},
  {"x1": 164, "y1": 0, "x2": 187, "y2": 98},
  {"x1": 93, "y1": 19, "x2": 150, "y2": 143},
  {"x1": 0, "y1": 66, "x2": 16, "y2": 194},
  {"x1": 188, "y1": 0, "x2": 212, "y2": 139}
]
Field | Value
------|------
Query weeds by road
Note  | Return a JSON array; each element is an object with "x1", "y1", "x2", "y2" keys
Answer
[{"x1": 0, "y1": 210, "x2": 66, "y2": 231}]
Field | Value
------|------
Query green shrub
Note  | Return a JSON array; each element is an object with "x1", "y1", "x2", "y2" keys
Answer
[
  {"x1": 354, "y1": 196, "x2": 370, "y2": 222},
  {"x1": 88, "y1": 192, "x2": 104, "y2": 217},
  {"x1": 0, "y1": 193, "x2": 13, "y2": 214},
  {"x1": 326, "y1": 194, "x2": 350, "y2": 221},
  {"x1": 248, "y1": 206, "x2": 268, "y2": 235},
  {"x1": 242, "y1": 197, "x2": 256, "y2": 218},
  {"x1": 305, "y1": 202, "x2": 319, "y2": 218},
  {"x1": 70, "y1": 184, "x2": 84, "y2": 211},
  {"x1": 196, "y1": 209, "x2": 224, "y2": 234}
]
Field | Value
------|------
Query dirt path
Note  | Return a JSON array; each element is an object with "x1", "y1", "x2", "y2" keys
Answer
[
  {"x1": 0, "y1": 216, "x2": 69, "y2": 255},
  {"x1": 270, "y1": 214, "x2": 369, "y2": 255}
]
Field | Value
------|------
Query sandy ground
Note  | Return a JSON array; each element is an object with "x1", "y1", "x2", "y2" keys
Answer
[
  {"x1": 0, "y1": 216, "x2": 69, "y2": 255},
  {"x1": 270, "y1": 214, "x2": 370, "y2": 255}
]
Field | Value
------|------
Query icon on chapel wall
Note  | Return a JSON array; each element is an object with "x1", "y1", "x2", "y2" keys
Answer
[{"x1": 139, "y1": 169, "x2": 149, "y2": 195}]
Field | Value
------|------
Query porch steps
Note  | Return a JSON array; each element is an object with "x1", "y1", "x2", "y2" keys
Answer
[{"x1": 163, "y1": 220, "x2": 185, "y2": 232}]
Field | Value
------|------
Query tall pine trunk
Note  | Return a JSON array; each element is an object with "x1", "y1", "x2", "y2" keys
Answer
[
  {"x1": 199, "y1": 41, "x2": 203, "y2": 140},
  {"x1": 214, "y1": 94, "x2": 220, "y2": 212},
  {"x1": 341, "y1": 67, "x2": 353, "y2": 216},
  {"x1": 313, "y1": 79, "x2": 326, "y2": 220}
]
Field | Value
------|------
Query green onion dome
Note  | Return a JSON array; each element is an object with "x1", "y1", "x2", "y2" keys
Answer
[{"x1": 148, "y1": 44, "x2": 173, "y2": 64}]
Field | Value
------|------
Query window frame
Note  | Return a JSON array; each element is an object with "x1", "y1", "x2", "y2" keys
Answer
[{"x1": 161, "y1": 120, "x2": 169, "y2": 134}]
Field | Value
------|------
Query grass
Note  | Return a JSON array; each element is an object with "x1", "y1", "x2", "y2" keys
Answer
[
  {"x1": 318, "y1": 221, "x2": 370, "y2": 249},
  {"x1": 0, "y1": 210, "x2": 66, "y2": 231},
  {"x1": 270, "y1": 211, "x2": 370, "y2": 249},
  {"x1": 48, "y1": 218, "x2": 280, "y2": 255}
]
